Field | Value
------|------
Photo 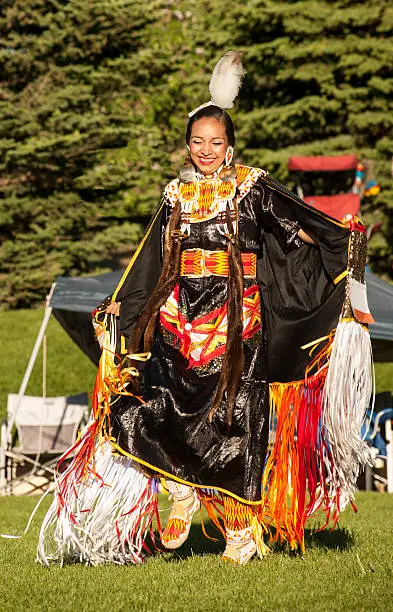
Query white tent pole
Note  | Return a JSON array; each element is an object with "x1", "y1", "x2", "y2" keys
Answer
[
  {"x1": 3, "y1": 283, "x2": 56, "y2": 442},
  {"x1": 42, "y1": 334, "x2": 47, "y2": 399}
]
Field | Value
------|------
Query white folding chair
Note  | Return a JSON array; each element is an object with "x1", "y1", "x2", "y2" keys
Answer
[
  {"x1": 362, "y1": 391, "x2": 393, "y2": 493},
  {"x1": 0, "y1": 393, "x2": 88, "y2": 495}
]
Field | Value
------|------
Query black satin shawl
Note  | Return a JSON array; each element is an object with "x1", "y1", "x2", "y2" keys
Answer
[
  {"x1": 258, "y1": 175, "x2": 349, "y2": 382},
  {"x1": 115, "y1": 174, "x2": 350, "y2": 384}
]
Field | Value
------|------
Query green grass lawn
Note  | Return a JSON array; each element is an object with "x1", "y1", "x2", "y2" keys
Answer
[
  {"x1": 0, "y1": 308, "x2": 97, "y2": 421},
  {"x1": 0, "y1": 309, "x2": 393, "y2": 610},
  {"x1": 0, "y1": 492, "x2": 392, "y2": 611}
]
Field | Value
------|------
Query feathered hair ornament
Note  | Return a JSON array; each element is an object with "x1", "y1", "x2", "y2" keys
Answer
[{"x1": 188, "y1": 51, "x2": 245, "y2": 117}]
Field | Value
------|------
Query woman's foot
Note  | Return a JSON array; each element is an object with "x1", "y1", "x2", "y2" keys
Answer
[
  {"x1": 161, "y1": 489, "x2": 200, "y2": 550},
  {"x1": 222, "y1": 526, "x2": 257, "y2": 565}
]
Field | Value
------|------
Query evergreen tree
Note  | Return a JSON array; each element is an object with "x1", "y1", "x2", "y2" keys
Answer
[
  {"x1": 205, "y1": 0, "x2": 393, "y2": 276},
  {"x1": 0, "y1": 0, "x2": 201, "y2": 306},
  {"x1": 1, "y1": 0, "x2": 392, "y2": 308}
]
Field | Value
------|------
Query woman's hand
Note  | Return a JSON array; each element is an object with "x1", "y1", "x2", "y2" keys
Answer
[
  {"x1": 298, "y1": 228, "x2": 318, "y2": 245},
  {"x1": 105, "y1": 301, "x2": 121, "y2": 316}
]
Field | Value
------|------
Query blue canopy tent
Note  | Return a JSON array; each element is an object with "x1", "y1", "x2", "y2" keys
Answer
[
  {"x1": 48, "y1": 270, "x2": 393, "y2": 365},
  {"x1": 365, "y1": 271, "x2": 393, "y2": 361},
  {"x1": 50, "y1": 271, "x2": 122, "y2": 365}
]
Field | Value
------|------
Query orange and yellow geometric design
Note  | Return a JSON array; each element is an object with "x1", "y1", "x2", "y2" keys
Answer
[
  {"x1": 159, "y1": 284, "x2": 262, "y2": 368},
  {"x1": 164, "y1": 165, "x2": 267, "y2": 219},
  {"x1": 178, "y1": 178, "x2": 236, "y2": 223},
  {"x1": 223, "y1": 496, "x2": 254, "y2": 531},
  {"x1": 180, "y1": 249, "x2": 257, "y2": 278}
]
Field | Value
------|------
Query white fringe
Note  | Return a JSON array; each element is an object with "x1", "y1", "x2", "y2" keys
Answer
[
  {"x1": 322, "y1": 319, "x2": 374, "y2": 510},
  {"x1": 37, "y1": 441, "x2": 157, "y2": 566}
]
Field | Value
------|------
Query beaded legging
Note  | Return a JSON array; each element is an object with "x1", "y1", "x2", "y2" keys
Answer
[
  {"x1": 163, "y1": 481, "x2": 254, "y2": 542},
  {"x1": 223, "y1": 496, "x2": 253, "y2": 532}
]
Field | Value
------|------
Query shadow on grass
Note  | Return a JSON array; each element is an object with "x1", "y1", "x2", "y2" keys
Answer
[
  {"x1": 303, "y1": 525, "x2": 355, "y2": 552},
  {"x1": 149, "y1": 523, "x2": 224, "y2": 562},
  {"x1": 151, "y1": 523, "x2": 355, "y2": 563},
  {"x1": 177, "y1": 523, "x2": 225, "y2": 558}
]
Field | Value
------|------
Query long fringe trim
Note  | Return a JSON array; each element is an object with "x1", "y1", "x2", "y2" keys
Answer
[
  {"x1": 257, "y1": 318, "x2": 373, "y2": 551},
  {"x1": 261, "y1": 369, "x2": 330, "y2": 551},
  {"x1": 37, "y1": 438, "x2": 159, "y2": 566},
  {"x1": 199, "y1": 320, "x2": 373, "y2": 553},
  {"x1": 322, "y1": 319, "x2": 374, "y2": 507},
  {"x1": 37, "y1": 312, "x2": 160, "y2": 566},
  {"x1": 38, "y1": 309, "x2": 373, "y2": 562}
]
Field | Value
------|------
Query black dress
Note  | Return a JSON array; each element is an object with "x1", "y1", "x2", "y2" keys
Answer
[
  {"x1": 111, "y1": 165, "x2": 347, "y2": 503},
  {"x1": 38, "y1": 165, "x2": 373, "y2": 566}
]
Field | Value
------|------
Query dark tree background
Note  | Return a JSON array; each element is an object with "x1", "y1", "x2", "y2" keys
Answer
[{"x1": 1, "y1": 0, "x2": 392, "y2": 307}]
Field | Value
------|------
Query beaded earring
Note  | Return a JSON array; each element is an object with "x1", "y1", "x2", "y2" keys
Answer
[
  {"x1": 219, "y1": 146, "x2": 236, "y2": 182},
  {"x1": 225, "y1": 146, "x2": 234, "y2": 167}
]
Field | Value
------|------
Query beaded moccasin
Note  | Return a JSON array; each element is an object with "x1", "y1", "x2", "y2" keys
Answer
[
  {"x1": 161, "y1": 490, "x2": 200, "y2": 550},
  {"x1": 222, "y1": 526, "x2": 257, "y2": 565}
]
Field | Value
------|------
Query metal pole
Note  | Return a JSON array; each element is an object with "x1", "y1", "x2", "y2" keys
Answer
[
  {"x1": 3, "y1": 283, "x2": 56, "y2": 442},
  {"x1": 385, "y1": 420, "x2": 393, "y2": 493}
]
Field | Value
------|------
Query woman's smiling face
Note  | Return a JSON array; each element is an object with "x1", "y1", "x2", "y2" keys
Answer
[{"x1": 189, "y1": 117, "x2": 229, "y2": 175}]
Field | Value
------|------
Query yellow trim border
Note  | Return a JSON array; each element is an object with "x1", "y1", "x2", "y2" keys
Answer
[
  {"x1": 333, "y1": 269, "x2": 349, "y2": 285},
  {"x1": 340, "y1": 316, "x2": 370, "y2": 332},
  {"x1": 112, "y1": 199, "x2": 165, "y2": 301},
  {"x1": 110, "y1": 439, "x2": 264, "y2": 506}
]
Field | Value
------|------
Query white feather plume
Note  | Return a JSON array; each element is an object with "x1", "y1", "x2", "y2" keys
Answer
[{"x1": 209, "y1": 51, "x2": 245, "y2": 109}]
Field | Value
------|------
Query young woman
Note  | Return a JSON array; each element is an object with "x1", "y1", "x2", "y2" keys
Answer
[{"x1": 38, "y1": 53, "x2": 373, "y2": 567}]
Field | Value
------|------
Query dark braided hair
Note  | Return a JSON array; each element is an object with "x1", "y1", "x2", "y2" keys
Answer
[{"x1": 130, "y1": 107, "x2": 244, "y2": 430}]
